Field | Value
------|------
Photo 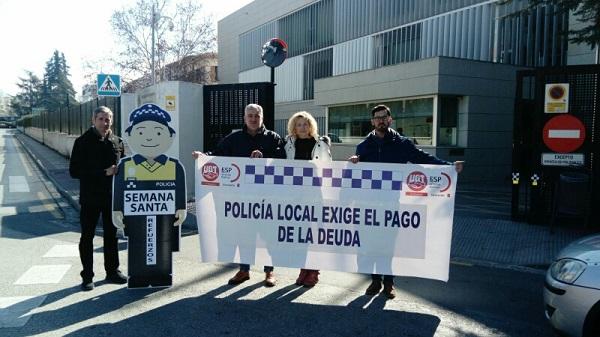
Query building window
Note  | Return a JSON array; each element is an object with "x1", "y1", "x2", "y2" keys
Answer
[
  {"x1": 303, "y1": 48, "x2": 333, "y2": 100},
  {"x1": 438, "y1": 96, "x2": 459, "y2": 146},
  {"x1": 496, "y1": 2, "x2": 568, "y2": 67},
  {"x1": 279, "y1": 0, "x2": 334, "y2": 57},
  {"x1": 374, "y1": 23, "x2": 422, "y2": 67},
  {"x1": 328, "y1": 97, "x2": 434, "y2": 145}
]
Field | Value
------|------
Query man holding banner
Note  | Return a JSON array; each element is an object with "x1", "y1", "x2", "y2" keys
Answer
[
  {"x1": 349, "y1": 104, "x2": 464, "y2": 299},
  {"x1": 193, "y1": 103, "x2": 285, "y2": 287}
]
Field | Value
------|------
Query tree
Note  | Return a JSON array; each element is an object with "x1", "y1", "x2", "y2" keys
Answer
[
  {"x1": 111, "y1": 0, "x2": 216, "y2": 87},
  {"x1": 41, "y1": 50, "x2": 77, "y2": 112},
  {"x1": 10, "y1": 70, "x2": 43, "y2": 116},
  {"x1": 521, "y1": 0, "x2": 600, "y2": 48}
]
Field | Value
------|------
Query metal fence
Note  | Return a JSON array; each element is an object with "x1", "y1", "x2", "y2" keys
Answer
[
  {"x1": 19, "y1": 97, "x2": 122, "y2": 136},
  {"x1": 511, "y1": 65, "x2": 600, "y2": 226},
  {"x1": 203, "y1": 82, "x2": 275, "y2": 153}
]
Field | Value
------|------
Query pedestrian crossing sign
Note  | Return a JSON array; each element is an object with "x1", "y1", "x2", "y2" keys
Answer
[{"x1": 97, "y1": 74, "x2": 121, "y2": 97}]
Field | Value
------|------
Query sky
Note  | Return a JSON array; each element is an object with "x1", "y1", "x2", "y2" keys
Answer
[{"x1": 0, "y1": 0, "x2": 253, "y2": 97}]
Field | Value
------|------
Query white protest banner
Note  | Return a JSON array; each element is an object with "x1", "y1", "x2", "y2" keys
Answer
[{"x1": 195, "y1": 156, "x2": 457, "y2": 281}]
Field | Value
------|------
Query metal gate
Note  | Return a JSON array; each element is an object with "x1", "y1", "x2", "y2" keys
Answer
[
  {"x1": 511, "y1": 65, "x2": 600, "y2": 225},
  {"x1": 202, "y1": 82, "x2": 275, "y2": 153}
]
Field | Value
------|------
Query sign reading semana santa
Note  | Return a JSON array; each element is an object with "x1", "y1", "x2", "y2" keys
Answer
[
  {"x1": 195, "y1": 156, "x2": 458, "y2": 282},
  {"x1": 541, "y1": 114, "x2": 586, "y2": 166}
]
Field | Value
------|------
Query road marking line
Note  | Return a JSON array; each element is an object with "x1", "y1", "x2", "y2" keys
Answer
[
  {"x1": 36, "y1": 192, "x2": 63, "y2": 219},
  {"x1": 0, "y1": 183, "x2": 17, "y2": 214},
  {"x1": 0, "y1": 207, "x2": 17, "y2": 216},
  {"x1": 0, "y1": 296, "x2": 47, "y2": 328},
  {"x1": 43, "y1": 245, "x2": 79, "y2": 258},
  {"x1": 14, "y1": 265, "x2": 71, "y2": 285},
  {"x1": 14, "y1": 140, "x2": 33, "y2": 177},
  {"x1": 9, "y1": 176, "x2": 30, "y2": 193}
]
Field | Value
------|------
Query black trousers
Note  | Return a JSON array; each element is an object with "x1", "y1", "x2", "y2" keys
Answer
[
  {"x1": 125, "y1": 215, "x2": 175, "y2": 288},
  {"x1": 79, "y1": 201, "x2": 119, "y2": 281},
  {"x1": 372, "y1": 274, "x2": 394, "y2": 283}
]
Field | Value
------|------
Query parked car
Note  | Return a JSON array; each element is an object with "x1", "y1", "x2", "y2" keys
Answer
[
  {"x1": 0, "y1": 121, "x2": 15, "y2": 128},
  {"x1": 327, "y1": 133, "x2": 342, "y2": 143},
  {"x1": 544, "y1": 234, "x2": 600, "y2": 337}
]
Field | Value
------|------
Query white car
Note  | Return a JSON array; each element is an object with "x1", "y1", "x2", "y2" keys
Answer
[{"x1": 544, "y1": 234, "x2": 600, "y2": 337}]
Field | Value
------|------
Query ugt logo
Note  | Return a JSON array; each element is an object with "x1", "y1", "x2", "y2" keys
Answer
[
  {"x1": 406, "y1": 171, "x2": 427, "y2": 191},
  {"x1": 202, "y1": 163, "x2": 219, "y2": 182}
]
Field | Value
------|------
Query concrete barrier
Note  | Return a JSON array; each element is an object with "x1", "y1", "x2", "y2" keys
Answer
[
  {"x1": 23, "y1": 127, "x2": 75, "y2": 158},
  {"x1": 25, "y1": 127, "x2": 44, "y2": 143}
]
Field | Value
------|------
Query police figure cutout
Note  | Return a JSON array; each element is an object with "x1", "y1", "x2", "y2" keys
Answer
[{"x1": 113, "y1": 103, "x2": 186, "y2": 288}]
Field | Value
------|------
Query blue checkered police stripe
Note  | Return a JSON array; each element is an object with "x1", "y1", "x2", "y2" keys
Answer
[{"x1": 244, "y1": 165, "x2": 402, "y2": 190}]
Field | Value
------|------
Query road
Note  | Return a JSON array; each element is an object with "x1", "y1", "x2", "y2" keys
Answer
[{"x1": 0, "y1": 129, "x2": 554, "y2": 337}]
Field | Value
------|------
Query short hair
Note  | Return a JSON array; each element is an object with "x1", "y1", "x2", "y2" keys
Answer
[
  {"x1": 287, "y1": 111, "x2": 319, "y2": 139},
  {"x1": 93, "y1": 106, "x2": 113, "y2": 117},
  {"x1": 371, "y1": 104, "x2": 391, "y2": 117},
  {"x1": 245, "y1": 103, "x2": 263, "y2": 115}
]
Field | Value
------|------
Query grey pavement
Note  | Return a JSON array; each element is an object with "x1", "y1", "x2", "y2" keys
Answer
[{"x1": 14, "y1": 131, "x2": 593, "y2": 271}]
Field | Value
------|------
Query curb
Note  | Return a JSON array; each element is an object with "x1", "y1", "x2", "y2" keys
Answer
[
  {"x1": 15, "y1": 132, "x2": 81, "y2": 212},
  {"x1": 450, "y1": 257, "x2": 547, "y2": 275}
]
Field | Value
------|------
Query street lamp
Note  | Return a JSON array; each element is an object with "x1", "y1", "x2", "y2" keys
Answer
[
  {"x1": 151, "y1": 3, "x2": 174, "y2": 86},
  {"x1": 152, "y1": 3, "x2": 156, "y2": 85}
]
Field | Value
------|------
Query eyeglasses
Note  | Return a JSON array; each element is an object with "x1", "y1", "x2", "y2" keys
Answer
[{"x1": 372, "y1": 115, "x2": 389, "y2": 121}]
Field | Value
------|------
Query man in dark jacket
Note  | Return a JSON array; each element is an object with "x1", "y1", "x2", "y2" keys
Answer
[
  {"x1": 193, "y1": 103, "x2": 285, "y2": 287},
  {"x1": 349, "y1": 104, "x2": 463, "y2": 299},
  {"x1": 69, "y1": 106, "x2": 127, "y2": 291}
]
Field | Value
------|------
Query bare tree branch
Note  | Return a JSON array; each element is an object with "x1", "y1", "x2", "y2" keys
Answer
[{"x1": 110, "y1": 0, "x2": 215, "y2": 83}]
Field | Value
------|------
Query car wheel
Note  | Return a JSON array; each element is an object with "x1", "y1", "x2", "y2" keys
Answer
[{"x1": 583, "y1": 300, "x2": 600, "y2": 337}]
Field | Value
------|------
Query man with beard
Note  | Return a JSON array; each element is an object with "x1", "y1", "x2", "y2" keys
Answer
[{"x1": 349, "y1": 104, "x2": 463, "y2": 299}]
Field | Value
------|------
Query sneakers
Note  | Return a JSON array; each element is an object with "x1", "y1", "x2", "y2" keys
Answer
[
  {"x1": 302, "y1": 270, "x2": 319, "y2": 287},
  {"x1": 383, "y1": 282, "x2": 396, "y2": 299},
  {"x1": 264, "y1": 271, "x2": 276, "y2": 287},
  {"x1": 365, "y1": 280, "x2": 382, "y2": 295},
  {"x1": 81, "y1": 280, "x2": 94, "y2": 291},
  {"x1": 106, "y1": 270, "x2": 128, "y2": 284},
  {"x1": 228, "y1": 270, "x2": 250, "y2": 285},
  {"x1": 296, "y1": 269, "x2": 309, "y2": 285}
]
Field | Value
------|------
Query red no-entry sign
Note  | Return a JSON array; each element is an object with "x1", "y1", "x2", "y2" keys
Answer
[{"x1": 542, "y1": 115, "x2": 586, "y2": 153}]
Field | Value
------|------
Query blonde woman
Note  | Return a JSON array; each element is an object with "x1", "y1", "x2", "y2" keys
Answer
[{"x1": 284, "y1": 111, "x2": 332, "y2": 287}]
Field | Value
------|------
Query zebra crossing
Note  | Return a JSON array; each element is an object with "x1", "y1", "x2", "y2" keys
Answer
[
  {"x1": 0, "y1": 244, "x2": 78, "y2": 328},
  {"x1": 0, "y1": 131, "x2": 84, "y2": 329}
]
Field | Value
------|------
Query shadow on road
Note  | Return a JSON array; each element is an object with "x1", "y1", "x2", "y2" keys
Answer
[
  {"x1": 61, "y1": 285, "x2": 441, "y2": 337},
  {"x1": 4, "y1": 265, "x2": 440, "y2": 337}
]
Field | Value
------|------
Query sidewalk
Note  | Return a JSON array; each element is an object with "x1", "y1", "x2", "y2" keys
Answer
[{"x1": 15, "y1": 131, "x2": 591, "y2": 271}]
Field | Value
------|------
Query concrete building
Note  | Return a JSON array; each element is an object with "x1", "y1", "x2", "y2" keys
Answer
[
  {"x1": 218, "y1": 0, "x2": 598, "y2": 185},
  {"x1": 123, "y1": 52, "x2": 218, "y2": 94}
]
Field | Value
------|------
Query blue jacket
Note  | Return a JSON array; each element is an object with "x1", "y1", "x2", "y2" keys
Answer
[
  {"x1": 356, "y1": 129, "x2": 450, "y2": 165},
  {"x1": 212, "y1": 125, "x2": 285, "y2": 159}
]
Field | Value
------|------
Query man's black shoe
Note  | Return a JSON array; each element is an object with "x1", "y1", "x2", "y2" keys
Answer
[
  {"x1": 106, "y1": 270, "x2": 128, "y2": 284},
  {"x1": 365, "y1": 280, "x2": 382, "y2": 295},
  {"x1": 81, "y1": 281, "x2": 94, "y2": 291}
]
